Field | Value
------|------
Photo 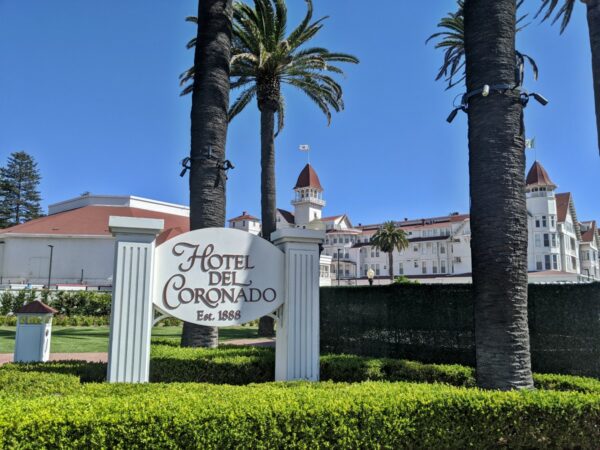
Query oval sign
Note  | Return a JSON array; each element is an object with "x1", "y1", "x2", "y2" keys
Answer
[{"x1": 153, "y1": 228, "x2": 284, "y2": 327}]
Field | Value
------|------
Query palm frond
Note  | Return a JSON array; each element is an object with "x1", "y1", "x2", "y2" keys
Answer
[
  {"x1": 428, "y1": 0, "x2": 538, "y2": 90},
  {"x1": 536, "y1": 0, "x2": 576, "y2": 34},
  {"x1": 228, "y1": 85, "x2": 257, "y2": 122}
]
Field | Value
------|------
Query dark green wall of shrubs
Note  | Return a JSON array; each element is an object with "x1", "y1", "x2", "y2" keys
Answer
[{"x1": 320, "y1": 283, "x2": 600, "y2": 377}]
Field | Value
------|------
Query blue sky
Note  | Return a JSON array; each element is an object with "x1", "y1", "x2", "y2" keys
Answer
[{"x1": 0, "y1": 1, "x2": 598, "y2": 225}]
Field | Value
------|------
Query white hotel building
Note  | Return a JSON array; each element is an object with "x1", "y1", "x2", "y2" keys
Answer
[
  {"x1": 0, "y1": 161, "x2": 596, "y2": 287},
  {"x1": 230, "y1": 162, "x2": 599, "y2": 284}
]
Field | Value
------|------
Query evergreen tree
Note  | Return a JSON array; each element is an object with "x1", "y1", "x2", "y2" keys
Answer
[{"x1": 0, "y1": 151, "x2": 43, "y2": 228}]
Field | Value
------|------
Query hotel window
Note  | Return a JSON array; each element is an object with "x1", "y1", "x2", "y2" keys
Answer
[
  {"x1": 535, "y1": 234, "x2": 541, "y2": 248},
  {"x1": 441, "y1": 261, "x2": 446, "y2": 274},
  {"x1": 571, "y1": 256, "x2": 577, "y2": 271},
  {"x1": 376, "y1": 264, "x2": 380, "y2": 276},
  {"x1": 536, "y1": 256, "x2": 543, "y2": 271},
  {"x1": 376, "y1": 249, "x2": 380, "y2": 257},
  {"x1": 345, "y1": 237, "x2": 349, "y2": 243},
  {"x1": 535, "y1": 217, "x2": 541, "y2": 228},
  {"x1": 543, "y1": 234, "x2": 550, "y2": 248},
  {"x1": 370, "y1": 249, "x2": 375, "y2": 258},
  {"x1": 413, "y1": 245, "x2": 418, "y2": 252},
  {"x1": 542, "y1": 216, "x2": 547, "y2": 227},
  {"x1": 432, "y1": 263, "x2": 438, "y2": 274},
  {"x1": 421, "y1": 244, "x2": 426, "y2": 255},
  {"x1": 551, "y1": 233, "x2": 557, "y2": 248},
  {"x1": 426, "y1": 243, "x2": 432, "y2": 253},
  {"x1": 440, "y1": 245, "x2": 446, "y2": 254},
  {"x1": 570, "y1": 237, "x2": 576, "y2": 251},
  {"x1": 414, "y1": 261, "x2": 418, "y2": 268},
  {"x1": 550, "y1": 215, "x2": 556, "y2": 228},
  {"x1": 552, "y1": 254, "x2": 558, "y2": 270},
  {"x1": 545, "y1": 255, "x2": 551, "y2": 270},
  {"x1": 422, "y1": 261, "x2": 427, "y2": 274},
  {"x1": 399, "y1": 262, "x2": 404, "y2": 275}
]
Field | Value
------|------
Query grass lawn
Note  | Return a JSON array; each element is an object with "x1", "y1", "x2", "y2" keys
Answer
[{"x1": 0, "y1": 325, "x2": 259, "y2": 354}]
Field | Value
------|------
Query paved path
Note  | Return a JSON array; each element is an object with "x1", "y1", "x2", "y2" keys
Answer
[{"x1": 0, "y1": 337, "x2": 275, "y2": 365}]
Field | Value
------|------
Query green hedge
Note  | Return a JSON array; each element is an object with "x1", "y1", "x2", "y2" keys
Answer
[
  {"x1": 0, "y1": 381, "x2": 599, "y2": 448},
  {"x1": 321, "y1": 283, "x2": 600, "y2": 377},
  {"x1": 4, "y1": 345, "x2": 600, "y2": 394}
]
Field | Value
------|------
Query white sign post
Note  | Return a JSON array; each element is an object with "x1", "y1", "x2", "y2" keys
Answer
[
  {"x1": 107, "y1": 217, "x2": 163, "y2": 383},
  {"x1": 272, "y1": 228, "x2": 323, "y2": 381},
  {"x1": 107, "y1": 217, "x2": 324, "y2": 383}
]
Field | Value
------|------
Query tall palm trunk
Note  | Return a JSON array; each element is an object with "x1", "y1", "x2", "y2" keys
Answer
[
  {"x1": 586, "y1": 0, "x2": 600, "y2": 155},
  {"x1": 464, "y1": 0, "x2": 534, "y2": 390},
  {"x1": 257, "y1": 105, "x2": 277, "y2": 337},
  {"x1": 181, "y1": 0, "x2": 232, "y2": 348},
  {"x1": 388, "y1": 252, "x2": 394, "y2": 282}
]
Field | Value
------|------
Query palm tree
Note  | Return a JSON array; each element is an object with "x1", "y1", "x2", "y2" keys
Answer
[
  {"x1": 180, "y1": 0, "x2": 233, "y2": 348},
  {"x1": 183, "y1": 0, "x2": 358, "y2": 337},
  {"x1": 370, "y1": 222, "x2": 409, "y2": 282},
  {"x1": 430, "y1": 0, "x2": 535, "y2": 390},
  {"x1": 537, "y1": 0, "x2": 600, "y2": 155}
]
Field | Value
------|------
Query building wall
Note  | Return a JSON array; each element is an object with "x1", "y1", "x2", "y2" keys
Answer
[{"x1": 0, "y1": 236, "x2": 114, "y2": 285}]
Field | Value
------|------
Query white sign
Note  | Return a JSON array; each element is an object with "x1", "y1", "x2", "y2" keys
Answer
[{"x1": 152, "y1": 228, "x2": 284, "y2": 326}]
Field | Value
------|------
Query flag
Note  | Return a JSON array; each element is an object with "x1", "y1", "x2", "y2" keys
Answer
[
  {"x1": 299, "y1": 144, "x2": 310, "y2": 152},
  {"x1": 525, "y1": 138, "x2": 535, "y2": 149}
]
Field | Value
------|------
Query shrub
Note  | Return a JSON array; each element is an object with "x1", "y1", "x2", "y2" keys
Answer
[
  {"x1": 0, "y1": 382, "x2": 599, "y2": 448},
  {"x1": 150, "y1": 345, "x2": 274, "y2": 384},
  {"x1": 5, "y1": 346, "x2": 600, "y2": 393},
  {"x1": 0, "y1": 370, "x2": 81, "y2": 398},
  {"x1": 1, "y1": 360, "x2": 107, "y2": 383}
]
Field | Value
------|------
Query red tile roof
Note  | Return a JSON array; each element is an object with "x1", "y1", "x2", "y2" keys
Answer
[
  {"x1": 321, "y1": 215, "x2": 344, "y2": 222},
  {"x1": 581, "y1": 221, "x2": 597, "y2": 243},
  {"x1": 228, "y1": 211, "x2": 259, "y2": 222},
  {"x1": 15, "y1": 300, "x2": 58, "y2": 315},
  {"x1": 294, "y1": 164, "x2": 323, "y2": 190},
  {"x1": 277, "y1": 209, "x2": 295, "y2": 224},
  {"x1": 556, "y1": 193, "x2": 572, "y2": 223},
  {"x1": 0, "y1": 205, "x2": 190, "y2": 244},
  {"x1": 526, "y1": 161, "x2": 556, "y2": 188}
]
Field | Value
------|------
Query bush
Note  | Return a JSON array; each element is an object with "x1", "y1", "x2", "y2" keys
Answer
[
  {"x1": 5, "y1": 345, "x2": 600, "y2": 395},
  {"x1": 1, "y1": 360, "x2": 107, "y2": 383},
  {"x1": 0, "y1": 370, "x2": 81, "y2": 398},
  {"x1": 150, "y1": 344, "x2": 274, "y2": 384},
  {"x1": 0, "y1": 382, "x2": 599, "y2": 448}
]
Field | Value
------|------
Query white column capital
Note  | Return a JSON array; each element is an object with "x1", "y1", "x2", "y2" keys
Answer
[
  {"x1": 271, "y1": 228, "x2": 325, "y2": 246},
  {"x1": 109, "y1": 216, "x2": 164, "y2": 243}
]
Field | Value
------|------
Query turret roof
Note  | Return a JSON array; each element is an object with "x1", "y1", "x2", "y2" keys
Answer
[
  {"x1": 526, "y1": 161, "x2": 556, "y2": 189},
  {"x1": 294, "y1": 164, "x2": 323, "y2": 191}
]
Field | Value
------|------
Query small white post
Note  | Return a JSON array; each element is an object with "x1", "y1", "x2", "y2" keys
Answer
[
  {"x1": 272, "y1": 227, "x2": 325, "y2": 381},
  {"x1": 107, "y1": 216, "x2": 163, "y2": 383}
]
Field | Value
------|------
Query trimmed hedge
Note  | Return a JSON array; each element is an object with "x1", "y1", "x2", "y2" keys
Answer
[
  {"x1": 0, "y1": 381, "x2": 599, "y2": 448},
  {"x1": 3, "y1": 345, "x2": 600, "y2": 394},
  {"x1": 321, "y1": 283, "x2": 600, "y2": 377},
  {"x1": 2, "y1": 345, "x2": 600, "y2": 448}
]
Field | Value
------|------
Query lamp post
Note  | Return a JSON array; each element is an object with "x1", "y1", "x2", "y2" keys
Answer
[
  {"x1": 367, "y1": 268, "x2": 375, "y2": 286},
  {"x1": 0, "y1": 241, "x2": 4, "y2": 285},
  {"x1": 337, "y1": 248, "x2": 342, "y2": 286},
  {"x1": 47, "y1": 245, "x2": 54, "y2": 289}
]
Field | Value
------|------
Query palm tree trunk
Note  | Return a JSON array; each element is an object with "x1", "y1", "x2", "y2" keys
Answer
[
  {"x1": 586, "y1": 0, "x2": 600, "y2": 155},
  {"x1": 258, "y1": 106, "x2": 277, "y2": 337},
  {"x1": 388, "y1": 252, "x2": 394, "y2": 282},
  {"x1": 181, "y1": 0, "x2": 232, "y2": 348},
  {"x1": 464, "y1": 0, "x2": 534, "y2": 390}
]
